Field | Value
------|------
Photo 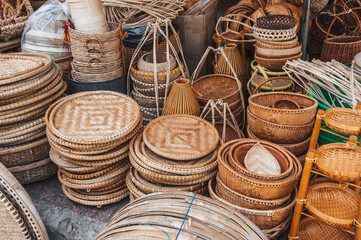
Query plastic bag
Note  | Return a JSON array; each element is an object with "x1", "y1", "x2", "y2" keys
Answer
[
  {"x1": 21, "y1": 0, "x2": 72, "y2": 60},
  {"x1": 244, "y1": 142, "x2": 281, "y2": 176}
]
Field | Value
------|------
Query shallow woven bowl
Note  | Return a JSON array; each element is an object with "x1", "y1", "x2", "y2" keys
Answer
[
  {"x1": 248, "y1": 92, "x2": 318, "y2": 125},
  {"x1": 255, "y1": 42, "x2": 301, "y2": 58},
  {"x1": 247, "y1": 107, "x2": 314, "y2": 144},
  {"x1": 217, "y1": 139, "x2": 302, "y2": 200},
  {"x1": 305, "y1": 182, "x2": 359, "y2": 229},
  {"x1": 315, "y1": 142, "x2": 361, "y2": 182},
  {"x1": 255, "y1": 52, "x2": 302, "y2": 71},
  {"x1": 229, "y1": 141, "x2": 293, "y2": 180},
  {"x1": 246, "y1": 125, "x2": 311, "y2": 157},
  {"x1": 192, "y1": 74, "x2": 241, "y2": 106},
  {"x1": 256, "y1": 37, "x2": 299, "y2": 49},
  {"x1": 130, "y1": 63, "x2": 183, "y2": 84},
  {"x1": 324, "y1": 107, "x2": 361, "y2": 136},
  {"x1": 209, "y1": 178, "x2": 297, "y2": 230}
]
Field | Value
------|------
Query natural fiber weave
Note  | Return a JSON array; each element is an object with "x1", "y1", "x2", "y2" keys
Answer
[
  {"x1": 0, "y1": 55, "x2": 43, "y2": 82},
  {"x1": 305, "y1": 182, "x2": 359, "y2": 229},
  {"x1": 324, "y1": 108, "x2": 361, "y2": 136},
  {"x1": 256, "y1": 15, "x2": 297, "y2": 30},
  {"x1": 143, "y1": 115, "x2": 219, "y2": 160}
]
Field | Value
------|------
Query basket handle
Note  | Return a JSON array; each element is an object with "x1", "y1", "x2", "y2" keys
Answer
[
  {"x1": 87, "y1": 48, "x2": 104, "y2": 57},
  {"x1": 253, "y1": 76, "x2": 291, "y2": 95},
  {"x1": 84, "y1": 38, "x2": 103, "y2": 49},
  {"x1": 87, "y1": 57, "x2": 105, "y2": 67},
  {"x1": 325, "y1": 8, "x2": 361, "y2": 39}
]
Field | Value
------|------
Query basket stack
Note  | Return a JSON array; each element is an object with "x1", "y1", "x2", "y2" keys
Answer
[
  {"x1": 68, "y1": 24, "x2": 125, "y2": 92},
  {"x1": 127, "y1": 115, "x2": 219, "y2": 200},
  {"x1": 209, "y1": 138, "x2": 302, "y2": 239},
  {"x1": 95, "y1": 192, "x2": 268, "y2": 240},
  {"x1": 45, "y1": 91, "x2": 142, "y2": 207},
  {"x1": 0, "y1": 53, "x2": 66, "y2": 184},
  {"x1": 247, "y1": 92, "x2": 318, "y2": 158},
  {"x1": 130, "y1": 52, "x2": 184, "y2": 125},
  {"x1": 254, "y1": 15, "x2": 302, "y2": 71}
]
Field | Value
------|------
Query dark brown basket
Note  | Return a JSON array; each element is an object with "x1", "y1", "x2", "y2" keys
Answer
[
  {"x1": 255, "y1": 15, "x2": 297, "y2": 30},
  {"x1": 320, "y1": 36, "x2": 361, "y2": 64}
]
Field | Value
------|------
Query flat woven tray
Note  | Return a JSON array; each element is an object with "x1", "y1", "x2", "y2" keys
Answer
[
  {"x1": 0, "y1": 55, "x2": 43, "y2": 81},
  {"x1": 143, "y1": 115, "x2": 219, "y2": 160},
  {"x1": 324, "y1": 108, "x2": 361, "y2": 136},
  {"x1": 316, "y1": 142, "x2": 361, "y2": 181},
  {"x1": 0, "y1": 162, "x2": 49, "y2": 239},
  {"x1": 47, "y1": 91, "x2": 141, "y2": 145}
]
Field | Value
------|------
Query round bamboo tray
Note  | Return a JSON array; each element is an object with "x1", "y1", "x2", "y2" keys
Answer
[
  {"x1": 208, "y1": 178, "x2": 297, "y2": 230},
  {"x1": 0, "y1": 162, "x2": 49, "y2": 239},
  {"x1": 305, "y1": 182, "x2": 359, "y2": 229},
  {"x1": 192, "y1": 74, "x2": 241, "y2": 106},
  {"x1": 316, "y1": 142, "x2": 361, "y2": 182},
  {"x1": 247, "y1": 107, "x2": 314, "y2": 144},
  {"x1": 143, "y1": 115, "x2": 219, "y2": 161},
  {"x1": 298, "y1": 217, "x2": 353, "y2": 240},
  {"x1": 215, "y1": 174, "x2": 290, "y2": 210},
  {"x1": 0, "y1": 137, "x2": 49, "y2": 167},
  {"x1": 246, "y1": 125, "x2": 311, "y2": 157},
  {"x1": 46, "y1": 91, "x2": 141, "y2": 145},
  {"x1": 217, "y1": 139, "x2": 302, "y2": 199},
  {"x1": 97, "y1": 192, "x2": 267, "y2": 240},
  {"x1": 9, "y1": 158, "x2": 57, "y2": 184},
  {"x1": 248, "y1": 92, "x2": 318, "y2": 125},
  {"x1": 228, "y1": 140, "x2": 293, "y2": 180},
  {"x1": 324, "y1": 107, "x2": 361, "y2": 136}
]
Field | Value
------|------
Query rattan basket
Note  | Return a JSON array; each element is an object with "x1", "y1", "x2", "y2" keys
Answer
[
  {"x1": 255, "y1": 52, "x2": 302, "y2": 71},
  {"x1": 130, "y1": 63, "x2": 183, "y2": 84},
  {"x1": 256, "y1": 15, "x2": 297, "y2": 30},
  {"x1": 255, "y1": 37, "x2": 299, "y2": 49},
  {"x1": 324, "y1": 107, "x2": 361, "y2": 136}
]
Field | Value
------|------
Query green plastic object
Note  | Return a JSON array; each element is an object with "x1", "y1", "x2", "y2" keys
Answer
[{"x1": 308, "y1": 87, "x2": 359, "y2": 145}]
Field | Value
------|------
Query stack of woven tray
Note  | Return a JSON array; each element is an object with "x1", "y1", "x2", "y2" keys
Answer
[
  {"x1": 0, "y1": 53, "x2": 65, "y2": 184},
  {"x1": 46, "y1": 91, "x2": 142, "y2": 207},
  {"x1": 127, "y1": 115, "x2": 219, "y2": 200},
  {"x1": 0, "y1": 162, "x2": 49, "y2": 239},
  {"x1": 209, "y1": 138, "x2": 302, "y2": 239},
  {"x1": 130, "y1": 52, "x2": 184, "y2": 125}
]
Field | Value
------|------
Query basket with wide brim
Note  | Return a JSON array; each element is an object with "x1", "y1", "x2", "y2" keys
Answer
[
  {"x1": 228, "y1": 140, "x2": 293, "y2": 180},
  {"x1": 247, "y1": 107, "x2": 314, "y2": 144},
  {"x1": 255, "y1": 52, "x2": 302, "y2": 71},
  {"x1": 215, "y1": 174, "x2": 290, "y2": 210},
  {"x1": 298, "y1": 217, "x2": 353, "y2": 240},
  {"x1": 248, "y1": 92, "x2": 318, "y2": 125},
  {"x1": 192, "y1": 74, "x2": 241, "y2": 106},
  {"x1": 255, "y1": 37, "x2": 299, "y2": 49},
  {"x1": 255, "y1": 42, "x2": 302, "y2": 58},
  {"x1": 305, "y1": 182, "x2": 359, "y2": 229},
  {"x1": 217, "y1": 139, "x2": 302, "y2": 200},
  {"x1": 208, "y1": 178, "x2": 297, "y2": 230},
  {"x1": 247, "y1": 125, "x2": 311, "y2": 156},
  {"x1": 324, "y1": 108, "x2": 361, "y2": 136},
  {"x1": 9, "y1": 158, "x2": 57, "y2": 184},
  {"x1": 130, "y1": 63, "x2": 183, "y2": 84},
  {"x1": 315, "y1": 142, "x2": 361, "y2": 182}
]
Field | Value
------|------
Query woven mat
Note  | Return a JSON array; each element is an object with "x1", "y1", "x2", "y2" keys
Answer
[
  {"x1": 48, "y1": 91, "x2": 141, "y2": 145},
  {"x1": 143, "y1": 115, "x2": 219, "y2": 160},
  {"x1": 0, "y1": 55, "x2": 43, "y2": 81}
]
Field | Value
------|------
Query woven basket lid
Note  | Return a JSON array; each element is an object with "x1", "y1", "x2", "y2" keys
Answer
[
  {"x1": 47, "y1": 91, "x2": 141, "y2": 145},
  {"x1": 0, "y1": 190, "x2": 31, "y2": 239},
  {"x1": 0, "y1": 162, "x2": 49, "y2": 239},
  {"x1": 143, "y1": 115, "x2": 219, "y2": 160},
  {"x1": 0, "y1": 55, "x2": 43, "y2": 81},
  {"x1": 324, "y1": 108, "x2": 361, "y2": 136}
]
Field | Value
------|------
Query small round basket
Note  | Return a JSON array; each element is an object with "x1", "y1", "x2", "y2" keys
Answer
[
  {"x1": 254, "y1": 52, "x2": 302, "y2": 71},
  {"x1": 305, "y1": 182, "x2": 359, "y2": 229},
  {"x1": 324, "y1": 107, "x2": 361, "y2": 136},
  {"x1": 256, "y1": 15, "x2": 297, "y2": 30},
  {"x1": 137, "y1": 52, "x2": 177, "y2": 73}
]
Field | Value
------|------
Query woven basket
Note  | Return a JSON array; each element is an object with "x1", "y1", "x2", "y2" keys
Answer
[
  {"x1": 315, "y1": 142, "x2": 361, "y2": 182},
  {"x1": 324, "y1": 107, "x2": 361, "y2": 136},
  {"x1": 247, "y1": 126, "x2": 311, "y2": 157},
  {"x1": 298, "y1": 217, "x2": 353, "y2": 240},
  {"x1": 248, "y1": 92, "x2": 318, "y2": 125},
  {"x1": 132, "y1": 90, "x2": 165, "y2": 109},
  {"x1": 0, "y1": 0, "x2": 33, "y2": 41},
  {"x1": 71, "y1": 49, "x2": 121, "y2": 63},
  {"x1": 305, "y1": 182, "x2": 359, "y2": 229},
  {"x1": 320, "y1": 36, "x2": 361, "y2": 64},
  {"x1": 137, "y1": 52, "x2": 177, "y2": 73},
  {"x1": 217, "y1": 139, "x2": 302, "y2": 200},
  {"x1": 0, "y1": 137, "x2": 50, "y2": 167},
  {"x1": 72, "y1": 58, "x2": 121, "y2": 74},
  {"x1": 256, "y1": 15, "x2": 297, "y2": 30},
  {"x1": 247, "y1": 107, "x2": 314, "y2": 144},
  {"x1": 254, "y1": 52, "x2": 302, "y2": 71},
  {"x1": 130, "y1": 63, "x2": 183, "y2": 84},
  {"x1": 255, "y1": 43, "x2": 302, "y2": 58},
  {"x1": 253, "y1": 25, "x2": 297, "y2": 42},
  {"x1": 255, "y1": 37, "x2": 299, "y2": 49},
  {"x1": 72, "y1": 69, "x2": 122, "y2": 82},
  {"x1": 208, "y1": 178, "x2": 297, "y2": 230},
  {"x1": 9, "y1": 158, "x2": 57, "y2": 184},
  {"x1": 192, "y1": 74, "x2": 241, "y2": 106}
]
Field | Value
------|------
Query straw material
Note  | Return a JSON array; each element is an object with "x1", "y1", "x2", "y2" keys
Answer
[
  {"x1": 143, "y1": 115, "x2": 219, "y2": 160},
  {"x1": 95, "y1": 192, "x2": 267, "y2": 240},
  {"x1": 255, "y1": 52, "x2": 302, "y2": 71},
  {"x1": 316, "y1": 142, "x2": 361, "y2": 182},
  {"x1": 324, "y1": 107, "x2": 361, "y2": 136},
  {"x1": 305, "y1": 182, "x2": 359, "y2": 229},
  {"x1": 0, "y1": 162, "x2": 49, "y2": 239},
  {"x1": 162, "y1": 79, "x2": 200, "y2": 116},
  {"x1": 137, "y1": 52, "x2": 177, "y2": 73},
  {"x1": 247, "y1": 107, "x2": 314, "y2": 144},
  {"x1": 298, "y1": 217, "x2": 353, "y2": 240}
]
